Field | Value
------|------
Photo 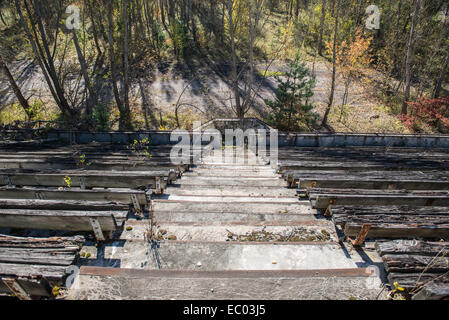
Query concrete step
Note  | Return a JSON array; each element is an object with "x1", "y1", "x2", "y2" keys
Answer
[
  {"x1": 69, "y1": 267, "x2": 384, "y2": 300},
  {"x1": 163, "y1": 185, "x2": 297, "y2": 197},
  {"x1": 77, "y1": 240, "x2": 361, "y2": 270},
  {"x1": 158, "y1": 195, "x2": 299, "y2": 203},
  {"x1": 153, "y1": 211, "x2": 319, "y2": 223},
  {"x1": 200, "y1": 161, "x2": 269, "y2": 166},
  {"x1": 197, "y1": 164, "x2": 270, "y2": 170},
  {"x1": 149, "y1": 222, "x2": 335, "y2": 242},
  {"x1": 183, "y1": 170, "x2": 276, "y2": 178},
  {"x1": 151, "y1": 200, "x2": 315, "y2": 214},
  {"x1": 178, "y1": 177, "x2": 287, "y2": 187}
]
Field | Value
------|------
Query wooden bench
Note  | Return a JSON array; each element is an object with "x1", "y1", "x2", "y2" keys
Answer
[
  {"x1": 0, "y1": 169, "x2": 175, "y2": 193},
  {"x1": 277, "y1": 159, "x2": 449, "y2": 172},
  {"x1": 376, "y1": 240, "x2": 449, "y2": 300},
  {"x1": 284, "y1": 170, "x2": 449, "y2": 190},
  {"x1": 0, "y1": 186, "x2": 147, "y2": 210},
  {"x1": 329, "y1": 205, "x2": 449, "y2": 241},
  {"x1": 0, "y1": 199, "x2": 129, "y2": 240},
  {"x1": 0, "y1": 158, "x2": 188, "y2": 174},
  {"x1": 305, "y1": 188, "x2": 449, "y2": 209},
  {"x1": 273, "y1": 147, "x2": 449, "y2": 170},
  {"x1": 276, "y1": 146, "x2": 449, "y2": 157},
  {"x1": 0, "y1": 235, "x2": 84, "y2": 299}
]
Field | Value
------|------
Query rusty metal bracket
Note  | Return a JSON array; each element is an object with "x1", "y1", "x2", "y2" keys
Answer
[
  {"x1": 2, "y1": 277, "x2": 31, "y2": 300},
  {"x1": 89, "y1": 217, "x2": 105, "y2": 241},
  {"x1": 35, "y1": 191, "x2": 45, "y2": 200},
  {"x1": 80, "y1": 177, "x2": 86, "y2": 190},
  {"x1": 3, "y1": 175, "x2": 12, "y2": 188},
  {"x1": 131, "y1": 194, "x2": 141, "y2": 213},
  {"x1": 350, "y1": 224, "x2": 372, "y2": 246},
  {"x1": 324, "y1": 199, "x2": 336, "y2": 217},
  {"x1": 155, "y1": 177, "x2": 162, "y2": 194}
]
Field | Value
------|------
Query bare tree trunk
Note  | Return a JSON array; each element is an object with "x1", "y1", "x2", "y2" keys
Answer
[
  {"x1": 160, "y1": 0, "x2": 170, "y2": 33},
  {"x1": 434, "y1": 48, "x2": 449, "y2": 99},
  {"x1": 0, "y1": 54, "x2": 32, "y2": 119},
  {"x1": 107, "y1": 0, "x2": 124, "y2": 124},
  {"x1": 87, "y1": 0, "x2": 102, "y2": 56},
  {"x1": 122, "y1": 0, "x2": 132, "y2": 130},
  {"x1": 32, "y1": 0, "x2": 72, "y2": 116},
  {"x1": 317, "y1": 0, "x2": 326, "y2": 56},
  {"x1": 72, "y1": 29, "x2": 95, "y2": 117},
  {"x1": 321, "y1": 0, "x2": 339, "y2": 127},
  {"x1": 0, "y1": 8, "x2": 7, "y2": 26},
  {"x1": 402, "y1": 0, "x2": 421, "y2": 114},
  {"x1": 189, "y1": 0, "x2": 197, "y2": 42},
  {"x1": 228, "y1": 0, "x2": 241, "y2": 118},
  {"x1": 14, "y1": 0, "x2": 73, "y2": 118}
]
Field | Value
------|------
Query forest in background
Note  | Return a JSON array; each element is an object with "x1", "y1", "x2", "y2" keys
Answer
[{"x1": 0, "y1": 0, "x2": 448, "y2": 133}]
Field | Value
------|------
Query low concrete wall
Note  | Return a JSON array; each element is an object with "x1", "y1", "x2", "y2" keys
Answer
[
  {"x1": 54, "y1": 131, "x2": 449, "y2": 148},
  {"x1": 46, "y1": 130, "x2": 173, "y2": 145},
  {"x1": 277, "y1": 133, "x2": 449, "y2": 148},
  {"x1": 3, "y1": 129, "x2": 449, "y2": 148}
]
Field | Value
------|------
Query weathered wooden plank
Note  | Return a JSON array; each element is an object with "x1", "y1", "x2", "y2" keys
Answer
[
  {"x1": 276, "y1": 146, "x2": 449, "y2": 157},
  {"x1": 0, "y1": 262, "x2": 68, "y2": 280},
  {"x1": 340, "y1": 214, "x2": 449, "y2": 225},
  {"x1": 0, "y1": 186, "x2": 147, "y2": 204},
  {"x1": 307, "y1": 188, "x2": 449, "y2": 196},
  {"x1": 335, "y1": 215, "x2": 449, "y2": 227},
  {"x1": 0, "y1": 249, "x2": 76, "y2": 266},
  {"x1": 0, "y1": 209, "x2": 127, "y2": 231},
  {"x1": 288, "y1": 169, "x2": 449, "y2": 180},
  {"x1": 0, "y1": 234, "x2": 82, "y2": 298},
  {"x1": 0, "y1": 235, "x2": 84, "y2": 248},
  {"x1": 279, "y1": 160, "x2": 449, "y2": 171},
  {"x1": 331, "y1": 205, "x2": 449, "y2": 216},
  {"x1": 0, "y1": 235, "x2": 83, "y2": 297},
  {"x1": 344, "y1": 222, "x2": 449, "y2": 238},
  {"x1": 307, "y1": 189, "x2": 449, "y2": 205},
  {"x1": 376, "y1": 240, "x2": 449, "y2": 257},
  {"x1": 299, "y1": 177, "x2": 449, "y2": 190},
  {"x1": 312, "y1": 194, "x2": 449, "y2": 209},
  {"x1": 0, "y1": 199, "x2": 129, "y2": 211},
  {"x1": 287, "y1": 170, "x2": 449, "y2": 189},
  {"x1": 331, "y1": 206, "x2": 449, "y2": 227},
  {"x1": 382, "y1": 254, "x2": 449, "y2": 273},
  {"x1": 0, "y1": 169, "x2": 172, "y2": 189},
  {"x1": 0, "y1": 277, "x2": 52, "y2": 297},
  {"x1": 0, "y1": 158, "x2": 187, "y2": 172}
]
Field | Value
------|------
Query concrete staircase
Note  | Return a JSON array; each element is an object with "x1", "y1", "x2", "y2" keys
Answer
[{"x1": 68, "y1": 148, "x2": 384, "y2": 300}]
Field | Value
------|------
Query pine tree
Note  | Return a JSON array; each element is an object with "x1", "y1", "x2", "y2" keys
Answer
[{"x1": 265, "y1": 54, "x2": 317, "y2": 132}]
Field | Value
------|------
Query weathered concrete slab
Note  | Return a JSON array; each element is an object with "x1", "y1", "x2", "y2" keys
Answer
[
  {"x1": 162, "y1": 195, "x2": 299, "y2": 203},
  {"x1": 165, "y1": 185, "x2": 297, "y2": 197},
  {"x1": 178, "y1": 177, "x2": 287, "y2": 187},
  {"x1": 149, "y1": 223, "x2": 335, "y2": 242},
  {"x1": 153, "y1": 211, "x2": 317, "y2": 223},
  {"x1": 183, "y1": 171, "x2": 275, "y2": 178},
  {"x1": 151, "y1": 200, "x2": 315, "y2": 214},
  {"x1": 68, "y1": 267, "x2": 385, "y2": 300},
  {"x1": 198, "y1": 164, "x2": 271, "y2": 170},
  {"x1": 78, "y1": 241, "x2": 362, "y2": 270}
]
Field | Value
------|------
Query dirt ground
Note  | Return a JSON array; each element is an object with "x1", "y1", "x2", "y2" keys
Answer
[{"x1": 0, "y1": 57, "x2": 409, "y2": 133}]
